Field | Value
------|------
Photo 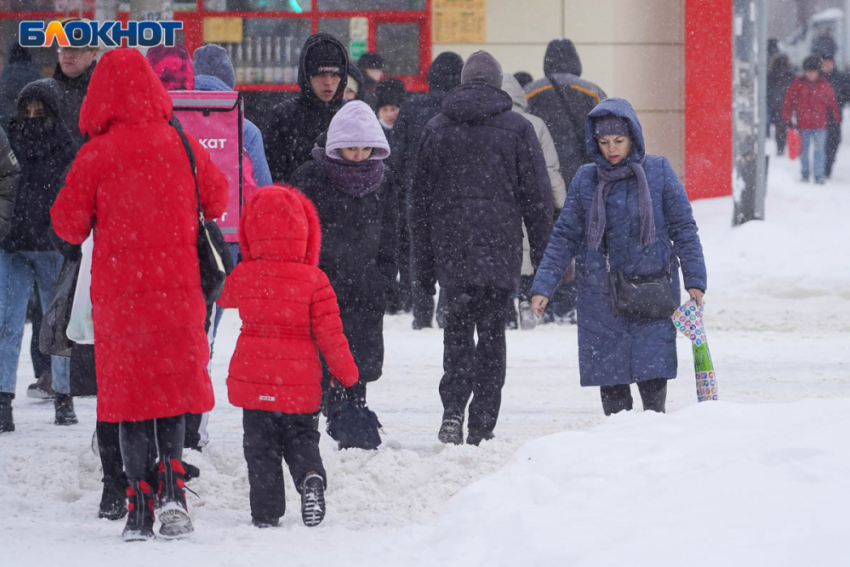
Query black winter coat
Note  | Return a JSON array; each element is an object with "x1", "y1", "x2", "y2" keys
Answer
[
  {"x1": 0, "y1": 46, "x2": 43, "y2": 129},
  {"x1": 52, "y1": 62, "x2": 95, "y2": 146},
  {"x1": 526, "y1": 40, "x2": 606, "y2": 187},
  {"x1": 264, "y1": 34, "x2": 348, "y2": 183},
  {"x1": 290, "y1": 159, "x2": 399, "y2": 314},
  {"x1": 409, "y1": 83, "x2": 554, "y2": 293},
  {"x1": 0, "y1": 127, "x2": 19, "y2": 242},
  {"x1": 2, "y1": 79, "x2": 77, "y2": 252}
]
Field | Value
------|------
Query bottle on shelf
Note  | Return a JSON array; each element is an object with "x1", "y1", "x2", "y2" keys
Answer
[
  {"x1": 273, "y1": 36, "x2": 284, "y2": 84},
  {"x1": 291, "y1": 46, "x2": 301, "y2": 84},
  {"x1": 253, "y1": 36, "x2": 264, "y2": 84},
  {"x1": 282, "y1": 36, "x2": 295, "y2": 84},
  {"x1": 263, "y1": 37, "x2": 275, "y2": 84},
  {"x1": 234, "y1": 41, "x2": 246, "y2": 85}
]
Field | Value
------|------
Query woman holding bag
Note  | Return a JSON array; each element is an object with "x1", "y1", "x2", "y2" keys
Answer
[
  {"x1": 530, "y1": 98, "x2": 707, "y2": 416},
  {"x1": 51, "y1": 49, "x2": 228, "y2": 541}
]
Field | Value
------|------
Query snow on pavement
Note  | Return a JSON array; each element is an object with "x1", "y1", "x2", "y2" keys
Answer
[{"x1": 1, "y1": 148, "x2": 848, "y2": 566}]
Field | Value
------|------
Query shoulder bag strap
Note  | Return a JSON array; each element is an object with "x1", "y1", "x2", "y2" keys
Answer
[{"x1": 171, "y1": 121, "x2": 203, "y2": 222}]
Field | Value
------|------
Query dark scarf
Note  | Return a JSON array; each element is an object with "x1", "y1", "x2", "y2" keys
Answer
[
  {"x1": 311, "y1": 146, "x2": 385, "y2": 197},
  {"x1": 587, "y1": 156, "x2": 656, "y2": 252},
  {"x1": 7, "y1": 117, "x2": 72, "y2": 161}
]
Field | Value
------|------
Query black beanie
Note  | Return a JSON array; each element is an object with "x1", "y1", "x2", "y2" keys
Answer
[
  {"x1": 357, "y1": 52, "x2": 384, "y2": 71},
  {"x1": 306, "y1": 40, "x2": 346, "y2": 78},
  {"x1": 593, "y1": 115, "x2": 630, "y2": 139},
  {"x1": 803, "y1": 55, "x2": 822, "y2": 72},
  {"x1": 375, "y1": 78, "x2": 406, "y2": 109}
]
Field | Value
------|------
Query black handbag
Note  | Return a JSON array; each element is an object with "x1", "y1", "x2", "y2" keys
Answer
[
  {"x1": 172, "y1": 122, "x2": 227, "y2": 304},
  {"x1": 39, "y1": 256, "x2": 81, "y2": 358},
  {"x1": 604, "y1": 236, "x2": 678, "y2": 320}
]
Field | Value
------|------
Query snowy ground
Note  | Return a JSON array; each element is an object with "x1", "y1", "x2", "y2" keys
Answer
[{"x1": 2, "y1": 143, "x2": 849, "y2": 566}]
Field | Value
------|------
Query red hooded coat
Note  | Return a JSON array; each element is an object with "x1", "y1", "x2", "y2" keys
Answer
[
  {"x1": 218, "y1": 186, "x2": 358, "y2": 414},
  {"x1": 50, "y1": 49, "x2": 229, "y2": 422}
]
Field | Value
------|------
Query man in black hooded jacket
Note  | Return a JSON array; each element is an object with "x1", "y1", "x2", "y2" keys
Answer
[
  {"x1": 264, "y1": 33, "x2": 348, "y2": 183},
  {"x1": 392, "y1": 52, "x2": 464, "y2": 326},
  {"x1": 526, "y1": 39, "x2": 606, "y2": 188}
]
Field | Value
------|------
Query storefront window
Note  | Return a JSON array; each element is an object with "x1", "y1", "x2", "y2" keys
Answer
[
  {"x1": 318, "y1": 0, "x2": 424, "y2": 11},
  {"x1": 377, "y1": 22, "x2": 419, "y2": 75},
  {"x1": 205, "y1": 0, "x2": 309, "y2": 12},
  {"x1": 221, "y1": 17, "x2": 310, "y2": 84}
]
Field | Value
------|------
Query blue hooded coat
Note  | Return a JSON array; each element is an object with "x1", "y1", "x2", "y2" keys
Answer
[{"x1": 530, "y1": 98, "x2": 707, "y2": 387}]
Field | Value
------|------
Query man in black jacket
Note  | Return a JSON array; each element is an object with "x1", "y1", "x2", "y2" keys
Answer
[
  {"x1": 410, "y1": 51, "x2": 553, "y2": 446},
  {"x1": 393, "y1": 52, "x2": 464, "y2": 326},
  {"x1": 52, "y1": 38, "x2": 97, "y2": 146},
  {"x1": 265, "y1": 33, "x2": 348, "y2": 183}
]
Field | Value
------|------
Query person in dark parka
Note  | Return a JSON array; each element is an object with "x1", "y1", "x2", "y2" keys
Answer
[
  {"x1": 290, "y1": 101, "x2": 397, "y2": 412},
  {"x1": 0, "y1": 79, "x2": 78, "y2": 433},
  {"x1": 265, "y1": 33, "x2": 348, "y2": 183},
  {"x1": 393, "y1": 51, "x2": 464, "y2": 325},
  {"x1": 52, "y1": 43, "x2": 97, "y2": 146},
  {"x1": 410, "y1": 51, "x2": 553, "y2": 446},
  {"x1": 530, "y1": 98, "x2": 707, "y2": 416},
  {"x1": 767, "y1": 52, "x2": 795, "y2": 155},
  {"x1": 0, "y1": 44, "x2": 43, "y2": 130},
  {"x1": 820, "y1": 55, "x2": 850, "y2": 178}
]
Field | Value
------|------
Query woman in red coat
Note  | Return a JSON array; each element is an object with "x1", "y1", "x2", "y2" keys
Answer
[
  {"x1": 50, "y1": 48, "x2": 228, "y2": 542},
  {"x1": 218, "y1": 186, "x2": 358, "y2": 529}
]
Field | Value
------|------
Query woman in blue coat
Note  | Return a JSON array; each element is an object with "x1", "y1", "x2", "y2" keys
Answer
[{"x1": 530, "y1": 98, "x2": 707, "y2": 415}]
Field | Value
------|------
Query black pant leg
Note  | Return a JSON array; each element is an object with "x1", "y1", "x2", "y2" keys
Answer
[
  {"x1": 775, "y1": 121, "x2": 788, "y2": 154},
  {"x1": 519, "y1": 275, "x2": 534, "y2": 303},
  {"x1": 343, "y1": 307, "x2": 385, "y2": 384},
  {"x1": 467, "y1": 287, "x2": 509, "y2": 435},
  {"x1": 280, "y1": 413, "x2": 326, "y2": 492},
  {"x1": 637, "y1": 378, "x2": 668, "y2": 413},
  {"x1": 398, "y1": 212, "x2": 412, "y2": 311},
  {"x1": 120, "y1": 420, "x2": 155, "y2": 481},
  {"x1": 412, "y1": 284, "x2": 435, "y2": 326},
  {"x1": 439, "y1": 287, "x2": 476, "y2": 418},
  {"x1": 155, "y1": 414, "x2": 185, "y2": 463},
  {"x1": 29, "y1": 280, "x2": 51, "y2": 379},
  {"x1": 97, "y1": 420, "x2": 125, "y2": 487},
  {"x1": 826, "y1": 121, "x2": 841, "y2": 177},
  {"x1": 184, "y1": 413, "x2": 202, "y2": 450},
  {"x1": 600, "y1": 384, "x2": 633, "y2": 416},
  {"x1": 243, "y1": 409, "x2": 286, "y2": 520}
]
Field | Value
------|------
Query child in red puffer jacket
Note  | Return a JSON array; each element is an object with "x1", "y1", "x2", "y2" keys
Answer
[{"x1": 218, "y1": 186, "x2": 358, "y2": 529}]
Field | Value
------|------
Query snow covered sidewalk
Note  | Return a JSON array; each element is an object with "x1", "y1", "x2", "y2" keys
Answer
[{"x1": 1, "y1": 149, "x2": 848, "y2": 566}]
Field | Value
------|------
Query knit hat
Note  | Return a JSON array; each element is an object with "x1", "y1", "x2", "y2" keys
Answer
[
  {"x1": 375, "y1": 78, "x2": 406, "y2": 109},
  {"x1": 427, "y1": 52, "x2": 463, "y2": 92},
  {"x1": 325, "y1": 100, "x2": 390, "y2": 161},
  {"x1": 593, "y1": 115, "x2": 630, "y2": 139},
  {"x1": 514, "y1": 71, "x2": 533, "y2": 88},
  {"x1": 460, "y1": 51, "x2": 503, "y2": 88},
  {"x1": 146, "y1": 44, "x2": 194, "y2": 90},
  {"x1": 305, "y1": 40, "x2": 346, "y2": 78},
  {"x1": 357, "y1": 52, "x2": 384, "y2": 71},
  {"x1": 193, "y1": 44, "x2": 235, "y2": 89},
  {"x1": 803, "y1": 55, "x2": 822, "y2": 72}
]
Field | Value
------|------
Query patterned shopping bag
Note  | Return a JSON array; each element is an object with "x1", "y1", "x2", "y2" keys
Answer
[{"x1": 672, "y1": 299, "x2": 718, "y2": 402}]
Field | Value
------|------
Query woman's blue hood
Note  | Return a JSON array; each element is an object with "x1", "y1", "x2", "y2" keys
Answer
[{"x1": 585, "y1": 98, "x2": 645, "y2": 169}]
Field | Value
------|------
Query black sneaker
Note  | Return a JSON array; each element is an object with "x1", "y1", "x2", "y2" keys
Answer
[
  {"x1": 0, "y1": 393, "x2": 14, "y2": 433},
  {"x1": 301, "y1": 473, "x2": 325, "y2": 527},
  {"x1": 54, "y1": 394, "x2": 78, "y2": 426},
  {"x1": 252, "y1": 516, "x2": 280, "y2": 528},
  {"x1": 438, "y1": 413, "x2": 463, "y2": 445},
  {"x1": 467, "y1": 430, "x2": 495, "y2": 446},
  {"x1": 122, "y1": 480, "x2": 155, "y2": 542},
  {"x1": 27, "y1": 373, "x2": 55, "y2": 400},
  {"x1": 100, "y1": 474, "x2": 128, "y2": 521},
  {"x1": 157, "y1": 459, "x2": 193, "y2": 539}
]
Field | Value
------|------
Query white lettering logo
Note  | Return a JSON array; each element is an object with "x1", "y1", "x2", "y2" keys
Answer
[
  {"x1": 259, "y1": 395, "x2": 275, "y2": 402},
  {"x1": 199, "y1": 138, "x2": 227, "y2": 149}
]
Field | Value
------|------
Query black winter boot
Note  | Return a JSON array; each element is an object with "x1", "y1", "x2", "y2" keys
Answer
[
  {"x1": 157, "y1": 459, "x2": 193, "y2": 538},
  {"x1": 100, "y1": 472, "x2": 128, "y2": 520},
  {"x1": 0, "y1": 393, "x2": 14, "y2": 433},
  {"x1": 122, "y1": 480, "x2": 155, "y2": 541},
  {"x1": 26, "y1": 372, "x2": 55, "y2": 399},
  {"x1": 300, "y1": 473, "x2": 325, "y2": 527},
  {"x1": 438, "y1": 412, "x2": 463, "y2": 445},
  {"x1": 54, "y1": 394, "x2": 78, "y2": 426},
  {"x1": 466, "y1": 430, "x2": 495, "y2": 446}
]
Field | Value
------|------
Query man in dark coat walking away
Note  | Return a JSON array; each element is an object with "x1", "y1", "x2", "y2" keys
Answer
[
  {"x1": 393, "y1": 52, "x2": 464, "y2": 326},
  {"x1": 0, "y1": 44, "x2": 43, "y2": 130},
  {"x1": 820, "y1": 55, "x2": 850, "y2": 178},
  {"x1": 264, "y1": 33, "x2": 348, "y2": 183},
  {"x1": 410, "y1": 51, "x2": 553, "y2": 446}
]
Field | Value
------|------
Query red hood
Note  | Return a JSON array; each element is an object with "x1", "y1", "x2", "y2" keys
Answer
[
  {"x1": 239, "y1": 186, "x2": 321, "y2": 266},
  {"x1": 79, "y1": 48, "x2": 173, "y2": 138}
]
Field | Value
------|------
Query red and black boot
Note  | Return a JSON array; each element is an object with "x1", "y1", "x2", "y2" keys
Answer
[
  {"x1": 122, "y1": 480, "x2": 155, "y2": 542},
  {"x1": 157, "y1": 459, "x2": 193, "y2": 539}
]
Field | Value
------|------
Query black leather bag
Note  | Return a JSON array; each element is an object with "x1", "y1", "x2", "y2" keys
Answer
[
  {"x1": 172, "y1": 122, "x2": 227, "y2": 304},
  {"x1": 39, "y1": 256, "x2": 81, "y2": 357},
  {"x1": 605, "y1": 239, "x2": 678, "y2": 320}
]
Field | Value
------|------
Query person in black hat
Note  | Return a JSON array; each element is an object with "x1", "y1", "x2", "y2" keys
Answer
[
  {"x1": 375, "y1": 77, "x2": 406, "y2": 131},
  {"x1": 264, "y1": 33, "x2": 349, "y2": 183},
  {"x1": 357, "y1": 52, "x2": 384, "y2": 95}
]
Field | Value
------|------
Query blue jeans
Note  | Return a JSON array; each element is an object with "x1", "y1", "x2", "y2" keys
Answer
[
  {"x1": 800, "y1": 129, "x2": 827, "y2": 180},
  {"x1": 0, "y1": 250, "x2": 71, "y2": 394},
  {"x1": 210, "y1": 242, "x2": 240, "y2": 359}
]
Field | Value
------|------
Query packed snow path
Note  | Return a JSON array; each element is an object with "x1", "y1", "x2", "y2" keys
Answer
[{"x1": 1, "y1": 148, "x2": 848, "y2": 566}]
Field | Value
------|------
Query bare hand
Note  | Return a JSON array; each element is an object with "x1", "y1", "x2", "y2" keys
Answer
[
  {"x1": 531, "y1": 295, "x2": 549, "y2": 317},
  {"x1": 688, "y1": 288, "x2": 705, "y2": 307}
]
